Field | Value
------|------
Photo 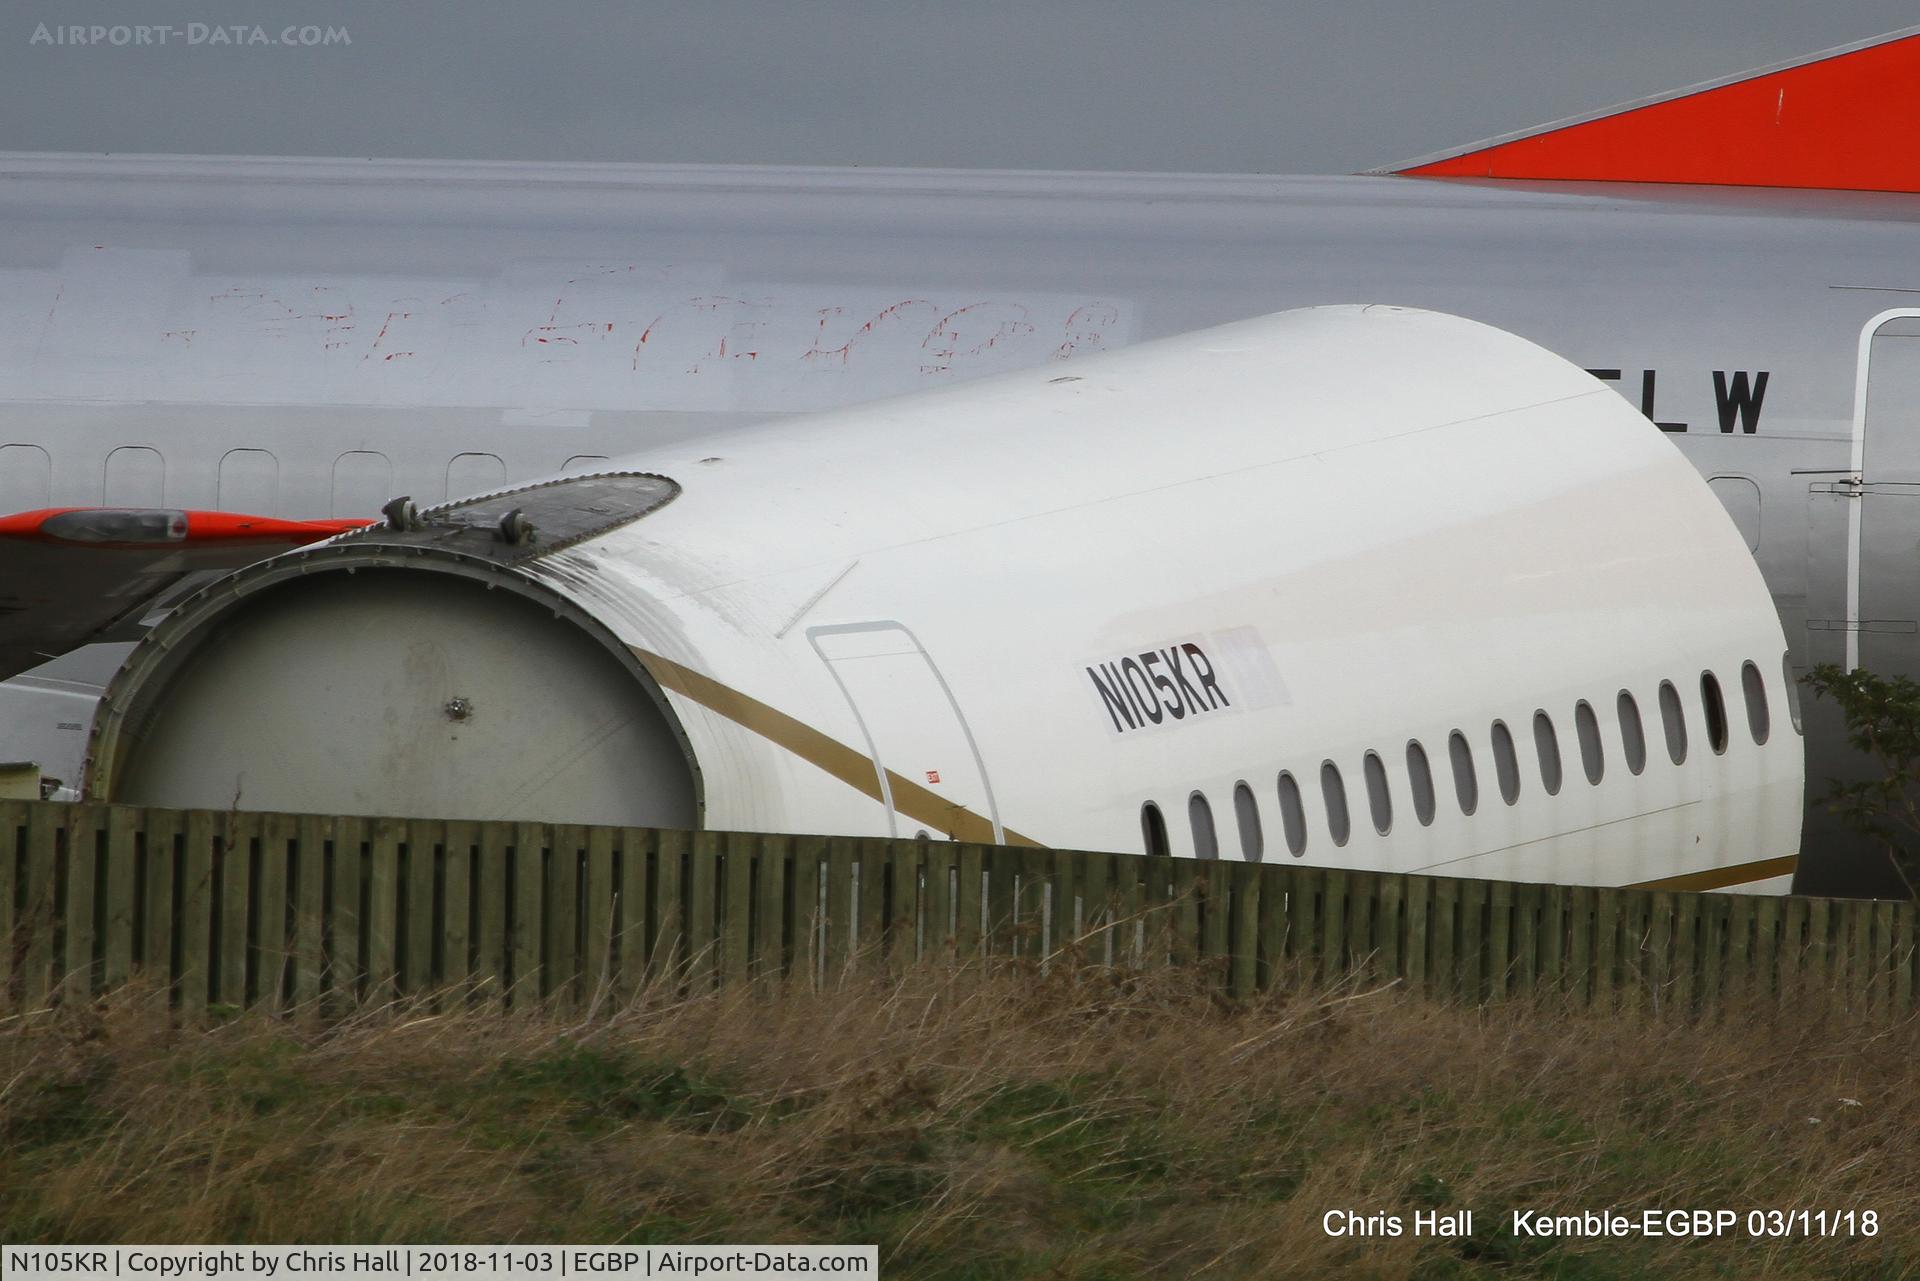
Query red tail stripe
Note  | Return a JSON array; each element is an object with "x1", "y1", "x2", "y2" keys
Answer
[{"x1": 1397, "y1": 30, "x2": 1920, "y2": 194}]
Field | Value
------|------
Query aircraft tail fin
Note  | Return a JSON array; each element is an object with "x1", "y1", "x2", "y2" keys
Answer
[{"x1": 1382, "y1": 26, "x2": 1920, "y2": 194}]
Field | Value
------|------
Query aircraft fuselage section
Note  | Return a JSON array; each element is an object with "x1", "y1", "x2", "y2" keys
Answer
[{"x1": 0, "y1": 157, "x2": 1913, "y2": 892}]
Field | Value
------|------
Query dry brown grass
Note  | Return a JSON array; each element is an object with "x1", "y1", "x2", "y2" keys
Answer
[{"x1": 3, "y1": 962, "x2": 1917, "y2": 1279}]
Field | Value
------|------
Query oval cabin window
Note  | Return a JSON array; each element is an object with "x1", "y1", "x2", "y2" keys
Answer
[
  {"x1": 1320, "y1": 761, "x2": 1351, "y2": 848},
  {"x1": 1659, "y1": 680, "x2": 1688, "y2": 765},
  {"x1": 1491, "y1": 720, "x2": 1521, "y2": 805},
  {"x1": 1701, "y1": 671, "x2": 1729, "y2": 755},
  {"x1": 1234, "y1": 781, "x2": 1264, "y2": 862},
  {"x1": 1448, "y1": 731, "x2": 1478, "y2": 815},
  {"x1": 1189, "y1": 792, "x2": 1219, "y2": 859},
  {"x1": 1277, "y1": 772, "x2": 1308, "y2": 857},
  {"x1": 1741, "y1": 660, "x2": 1770, "y2": 745},
  {"x1": 1618, "y1": 691, "x2": 1647, "y2": 775},
  {"x1": 1141, "y1": 803, "x2": 1170, "y2": 858},
  {"x1": 1405, "y1": 740, "x2": 1437, "y2": 827},
  {"x1": 1363, "y1": 751, "x2": 1392, "y2": 835},
  {"x1": 1575, "y1": 701, "x2": 1604, "y2": 784},
  {"x1": 1533, "y1": 711, "x2": 1562, "y2": 796}
]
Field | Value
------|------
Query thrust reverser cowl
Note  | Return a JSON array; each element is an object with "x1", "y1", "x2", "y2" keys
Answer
[{"x1": 88, "y1": 473, "x2": 701, "y2": 829}]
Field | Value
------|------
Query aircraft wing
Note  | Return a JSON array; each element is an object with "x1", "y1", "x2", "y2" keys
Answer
[{"x1": 0, "y1": 507, "x2": 370, "y2": 682}]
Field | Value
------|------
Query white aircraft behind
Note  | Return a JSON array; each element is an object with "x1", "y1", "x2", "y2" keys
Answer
[{"x1": 3, "y1": 27, "x2": 1914, "y2": 892}]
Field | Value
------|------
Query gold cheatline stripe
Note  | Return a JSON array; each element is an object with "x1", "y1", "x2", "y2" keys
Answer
[
  {"x1": 635, "y1": 647, "x2": 1792, "y2": 886},
  {"x1": 1627, "y1": 854, "x2": 1799, "y2": 893},
  {"x1": 631, "y1": 647, "x2": 1042, "y2": 848}
]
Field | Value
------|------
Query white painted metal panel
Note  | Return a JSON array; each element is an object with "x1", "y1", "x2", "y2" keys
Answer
[
  {"x1": 331, "y1": 450, "x2": 391, "y2": 517},
  {"x1": 217, "y1": 448, "x2": 278, "y2": 513},
  {"x1": 810, "y1": 622, "x2": 999, "y2": 841},
  {"x1": 102, "y1": 445, "x2": 164, "y2": 505},
  {"x1": 0, "y1": 443, "x2": 49, "y2": 510}
]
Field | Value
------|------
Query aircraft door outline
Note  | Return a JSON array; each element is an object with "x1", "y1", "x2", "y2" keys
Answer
[
  {"x1": 1845, "y1": 307, "x2": 1920, "y2": 671},
  {"x1": 806, "y1": 620, "x2": 1003, "y2": 842}
]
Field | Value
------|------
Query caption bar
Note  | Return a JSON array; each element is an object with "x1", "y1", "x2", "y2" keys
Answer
[{"x1": 2, "y1": 1248, "x2": 877, "y2": 1281}]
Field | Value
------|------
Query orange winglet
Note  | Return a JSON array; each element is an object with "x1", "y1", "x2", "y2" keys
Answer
[
  {"x1": 1393, "y1": 27, "x2": 1920, "y2": 194},
  {"x1": 0, "y1": 508, "x2": 372, "y2": 546}
]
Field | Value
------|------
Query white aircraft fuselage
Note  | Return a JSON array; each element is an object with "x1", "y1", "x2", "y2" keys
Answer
[{"x1": 1, "y1": 154, "x2": 1912, "y2": 892}]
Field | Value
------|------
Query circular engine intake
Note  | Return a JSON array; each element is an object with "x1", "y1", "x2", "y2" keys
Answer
[{"x1": 96, "y1": 564, "x2": 698, "y2": 828}]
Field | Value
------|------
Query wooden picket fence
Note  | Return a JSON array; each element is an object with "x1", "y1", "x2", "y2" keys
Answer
[{"x1": 2, "y1": 799, "x2": 1916, "y2": 1018}]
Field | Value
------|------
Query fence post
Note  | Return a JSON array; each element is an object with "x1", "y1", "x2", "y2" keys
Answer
[
  {"x1": 954, "y1": 843, "x2": 984, "y2": 964},
  {"x1": 505, "y1": 821, "x2": 543, "y2": 1005},
  {"x1": 1563, "y1": 885, "x2": 1593, "y2": 1006},
  {"x1": 756, "y1": 832, "x2": 793, "y2": 982},
  {"x1": 365, "y1": 818, "x2": 401, "y2": 1003},
  {"x1": 1142, "y1": 854, "x2": 1174, "y2": 970},
  {"x1": 547, "y1": 825, "x2": 585, "y2": 1004},
  {"x1": 723, "y1": 830, "x2": 754, "y2": 985},
  {"x1": 655, "y1": 827, "x2": 687, "y2": 988},
  {"x1": 892, "y1": 839, "x2": 924, "y2": 969},
  {"x1": 1539, "y1": 883, "x2": 1566, "y2": 996},
  {"x1": 1397, "y1": 875, "x2": 1428, "y2": 998},
  {"x1": 1512, "y1": 882, "x2": 1540, "y2": 996},
  {"x1": 1317, "y1": 869, "x2": 1347, "y2": 982},
  {"x1": 1230, "y1": 863, "x2": 1259, "y2": 997},
  {"x1": 102, "y1": 805, "x2": 139, "y2": 993},
  {"x1": 686, "y1": 829, "x2": 720, "y2": 989},
  {"x1": 1753, "y1": 895, "x2": 1781, "y2": 1013},
  {"x1": 823, "y1": 837, "x2": 856, "y2": 976},
  {"x1": 61, "y1": 803, "x2": 104, "y2": 1005},
  {"x1": 1457, "y1": 879, "x2": 1487, "y2": 1002},
  {"x1": 1649, "y1": 891, "x2": 1676, "y2": 1016},
  {"x1": 612, "y1": 827, "x2": 654, "y2": 997},
  {"x1": 0, "y1": 800, "x2": 21, "y2": 1006},
  {"x1": 1487, "y1": 879, "x2": 1513, "y2": 1000},
  {"x1": 442, "y1": 820, "x2": 477, "y2": 998},
  {"x1": 1203, "y1": 861, "x2": 1232, "y2": 975},
  {"x1": 852, "y1": 840, "x2": 884, "y2": 968},
  {"x1": 1427, "y1": 876, "x2": 1456, "y2": 1000},
  {"x1": 254, "y1": 812, "x2": 294, "y2": 1010},
  {"x1": 1806, "y1": 898, "x2": 1834, "y2": 1015},
  {"x1": 1895, "y1": 900, "x2": 1917, "y2": 1016},
  {"x1": 986, "y1": 845, "x2": 1018, "y2": 959},
  {"x1": 920, "y1": 840, "x2": 954, "y2": 963},
  {"x1": 583, "y1": 825, "x2": 616, "y2": 1001},
  {"x1": 1079, "y1": 848, "x2": 1110, "y2": 965},
  {"x1": 21, "y1": 801, "x2": 60, "y2": 1010},
  {"x1": 290, "y1": 814, "x2": 328, "y2": 1006},
  {"x1": 790, "y1": 834, "x2": 825, "y2": 987},
  {"x1": 1347, "y1": 871, "x2": 1375, "y2": 982}
]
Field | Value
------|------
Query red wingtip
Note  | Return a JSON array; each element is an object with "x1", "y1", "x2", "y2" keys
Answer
[{"x1": 1394, "y1": 28, "x2": 1920, "y2": 194}]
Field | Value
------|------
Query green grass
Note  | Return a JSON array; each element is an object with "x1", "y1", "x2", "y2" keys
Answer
[{"x1": 2, "y1": 967, "x2": 1915, "y2": 1278}]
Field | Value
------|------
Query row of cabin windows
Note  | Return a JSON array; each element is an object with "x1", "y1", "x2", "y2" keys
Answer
[{"x1": 1141, "y1": 656, "x2": 1800, "y2": 861}]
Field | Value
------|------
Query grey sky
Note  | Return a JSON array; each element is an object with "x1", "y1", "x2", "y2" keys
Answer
[{"x1": 5, "y1": 2, "x2": 1916, "y2": 173}]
